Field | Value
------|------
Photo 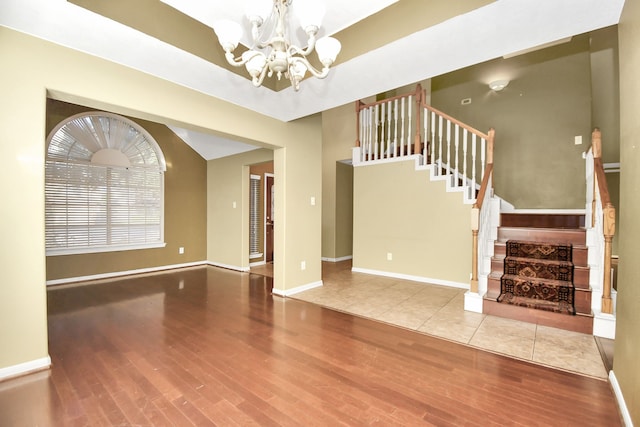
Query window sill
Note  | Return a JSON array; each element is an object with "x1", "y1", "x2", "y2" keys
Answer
[{"x1": 46, "y1": 242, "x2": 167, "y2": 256}]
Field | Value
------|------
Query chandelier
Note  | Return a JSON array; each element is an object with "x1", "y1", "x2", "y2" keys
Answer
[{"x1": 212, "y1": 0, "x2": 342, "y2": 91}]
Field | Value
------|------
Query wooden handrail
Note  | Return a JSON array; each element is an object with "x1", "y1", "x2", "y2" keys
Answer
[
  {"x1": 422, "y1": 103, "x2": 491, "y2": 141},
  {"x1": 590, "y1": 128, "x2": 615, "y2": 314},
  {"x1": 356, "y1": 85, "x2": 423, "y2": 112}
]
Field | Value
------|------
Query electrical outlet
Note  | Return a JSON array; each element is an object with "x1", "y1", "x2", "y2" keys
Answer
[
  {"x1": 387, "y1": 252, "x2": 393, "y2": 261},
  {"x1": 179, "y1": 247, "x2": 184, "y2": 254},
  {"x1": 301, "y1": 261, "x2": 306, "y2": 270}
]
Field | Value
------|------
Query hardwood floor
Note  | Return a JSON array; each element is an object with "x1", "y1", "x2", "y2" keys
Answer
[{"x1": 0, "y1": 266, "x2": 622, "y2": 426}]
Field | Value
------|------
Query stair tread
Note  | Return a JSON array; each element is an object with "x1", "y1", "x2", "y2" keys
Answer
[{"x1": 500, "y1": 273, "x2": 574, "y2": 288}]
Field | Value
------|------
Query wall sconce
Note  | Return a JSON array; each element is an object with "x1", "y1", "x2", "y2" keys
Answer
[{"x1": 489, "y1": 79, "x2": 509, "y2": 91}]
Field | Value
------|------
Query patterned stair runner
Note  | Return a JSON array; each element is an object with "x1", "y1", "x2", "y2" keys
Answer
[{"x1": 498, "y1": 240, "x2": 575, "y2": 314}]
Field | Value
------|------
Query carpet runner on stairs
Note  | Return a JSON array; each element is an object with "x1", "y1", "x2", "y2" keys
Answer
[{"x1": 497, "y1": 240, "x2": 576, "y2": 315}]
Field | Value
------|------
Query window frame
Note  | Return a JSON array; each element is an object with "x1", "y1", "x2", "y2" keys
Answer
[{"x1": 45, "y1": 111, "x2": 167, "y2": 256}]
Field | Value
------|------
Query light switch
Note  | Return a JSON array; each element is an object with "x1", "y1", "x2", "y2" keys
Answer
[{"x1": 310, "y1": 196, "x2": 316, "y2": 206}]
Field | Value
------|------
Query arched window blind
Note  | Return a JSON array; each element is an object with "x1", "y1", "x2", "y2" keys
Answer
[{"x1": 45, "y1": 112, "x2": 167, "y2": 255}]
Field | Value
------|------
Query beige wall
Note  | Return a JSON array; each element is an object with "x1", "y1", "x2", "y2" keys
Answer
[
  {"x1": 353, "y1": 159, "x2": 471, "y2": 285},
  {"x1": 208, "y1": 150, "x2": 273, "y2": 270},
  {"x1": 615, "y1": 2, "x2": 640, "y2": 424},
  {"x1": 431, "y1": 36, "x2": 593, "y2": 209},
  {"x1": 45, "y1": 99, "x2": 207, "y2": 280},
  {"x1": 0, "y1": 28, "x2": 323, "y2": 372},
  {"x1": 321, "y1": 103, "x2": 356, "y2": 259},
  {"x1": 335, "y1": 162, "x2": 354, "y2": 259}
]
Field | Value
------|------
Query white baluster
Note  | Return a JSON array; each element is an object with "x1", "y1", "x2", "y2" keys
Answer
[
  {"x1": 463, "y1": 130, "x2": 468, "y2": 191},
  {"x1": 423, "y1": 107, "x2": 428, "y2": 164},
  {"x1": 380, "y1": 102, "x2": 386, "y2": 159},
  {"x1": 387, "y1": 101, "x2": 392, "y2": 159},
  {"x1": 437, "y1": 115, "x2": 443, "y2": 176},
  {"x1": 374, "y1": 104, "x2": 379, "y2": 160},
  {"x1": 393, "y1": 99, "x2": 399, "y2": 158},
  {"x1": 471, "y1": 133, "x2": 477, "y2": 186},
  {"x1": 430, "y1": 111, "x2": 436, "y2": 167},
  {"x1": 407, "y1": 95, "x2": 413, "y2": 155},
  {"x1": 400, "y1": 98, "x2": 405, "y2": 157},
  {"x1": 446, "y1": 120, "x2": 451, "y2": 177},
  {"x1": 454, "y1": 124, "x2": 460, "y2": 187},
  {"x1": 367, "y1": 106, "x2": 373, "y2": 161},
  {"x1": 481, "y1": 137, "x2": 486, "y2": 179}
]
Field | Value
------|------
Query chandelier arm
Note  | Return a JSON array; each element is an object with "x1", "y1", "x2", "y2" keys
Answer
[
  {"x1": 223, "y1": 50, "x2": 252, "y2": 68},
  {"x1": 251, "y1": 65, "x2": 270, "y2": 87},
  {"x1": 287, "y1": 32, "x2": 317, "y2": 58},
  {"x1": 290, "y1": 57, "x2": 330, "y2": 80}
]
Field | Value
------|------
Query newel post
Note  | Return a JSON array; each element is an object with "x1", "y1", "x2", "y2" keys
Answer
[
  {"x1": 355, "y1": 100, "x2": 364, "y2": 148},
  {"x1": 602, "y1": 204, "x2": 615, "y2": 314},
  {"x1": 414, "y1": 84, "x2": 423, "y2": 155},
  {"x1": 487, "y1": 128, "x2": 495, "y2": 165},
  {"x1": 470, "y1": 206, "x2": 479, "y2": 293}
]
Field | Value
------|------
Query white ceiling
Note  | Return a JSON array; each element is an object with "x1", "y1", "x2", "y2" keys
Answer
[{"x1": 1, "y1": 0, "x2": 626, "y2": 159}]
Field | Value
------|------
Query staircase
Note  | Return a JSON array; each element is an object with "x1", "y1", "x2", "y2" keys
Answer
[{"x1": 483, "y1": 212, "x2": 593, "y2": 334}]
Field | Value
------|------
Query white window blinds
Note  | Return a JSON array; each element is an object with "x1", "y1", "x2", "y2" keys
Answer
[{"x1": 45, "y1": 112, "x2": 166, "y2": 255}]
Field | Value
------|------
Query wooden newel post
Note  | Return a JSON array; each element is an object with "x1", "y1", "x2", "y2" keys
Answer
[
  {"x1": 470, "y1": 206, "x2": 479, "y2": 293},
  {"x1": 602, "y1": 204, "x2": 616, "y2": 314},
  {"x1": 355, "y1": 100, "x2": 364, "y2": 147},
  {"x1": 414, "y1": 84, "x2": 423, "y2": 155},
  {"x1": 487, "y1": 128, "x2": 495, "y2": 165},
  {"x1": 592, "y1": 128, "x2": 602, "y2": 159}
]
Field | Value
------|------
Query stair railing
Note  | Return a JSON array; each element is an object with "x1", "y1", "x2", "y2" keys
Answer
[
  {"x1": 585, "y1": 128, "x2": 616, "y2": 314},
  {"x1": 354, "y1": 85, "x2": 492, "y2": 204},
  {"x1": 470, "y1": 130, "x2": 495, "y2": 294}
]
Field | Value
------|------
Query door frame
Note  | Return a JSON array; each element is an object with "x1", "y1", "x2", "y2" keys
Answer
[{"x1": 264, "y1": 173, "x2": 275, "y2": 262}]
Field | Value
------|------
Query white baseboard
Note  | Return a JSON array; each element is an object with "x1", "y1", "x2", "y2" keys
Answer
[
  {"x1": 464, "y1": 291, "x2": 484, "y2": 313},
  {"x1": 249, "y1": 260, "x2": 267, "y2": 267},
  {"x1": 351, "y1": 267, "x2": 469, "y2": 290},
  {"x1": 0, "y1": 356, "x2": 51, "y2": 381},
  {"x1": 609, "y1": 370, "x2": 633, "y2": 427},
  {"x1": 321, "y1": 255, "x2": 353, "y2": 262},
  {"x1": 207, "y1": 261, "x2": 250, "y2": 272},
  {"x1": 593, "y1": 310, "x2": 616, "y2": 339},
  {"x1": 272, "y1": 280, "x2": 323, "y2": 297},
  {"x1": 46, "y1": 261, "x2": 208, "y2": 286}
]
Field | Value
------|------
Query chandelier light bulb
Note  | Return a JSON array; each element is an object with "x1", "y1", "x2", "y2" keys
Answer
[
  {"x1": 315, "y1": 36, "x2": 341, "y2": 66},
  {"x1": 212, "y1": 20, "x2": 243, "y2": 51}
]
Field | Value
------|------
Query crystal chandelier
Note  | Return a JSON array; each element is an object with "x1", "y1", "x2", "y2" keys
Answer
[{"x1": 212, "y1": 0, "x2": 342, "y2": 91}]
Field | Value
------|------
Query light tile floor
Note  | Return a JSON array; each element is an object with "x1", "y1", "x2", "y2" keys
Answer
[{"x1": 289, "y1": 261, "x2": 609, "y2": 379}]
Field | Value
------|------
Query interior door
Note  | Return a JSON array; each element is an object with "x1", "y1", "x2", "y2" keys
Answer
[{"x1": 265, "y1": 175, "x2": 274, "y2": 263}]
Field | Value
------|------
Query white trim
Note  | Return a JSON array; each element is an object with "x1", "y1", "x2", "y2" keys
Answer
[
  {"x1": 249, "y1": 252, "x2": 263, "y2": 260},
  {"x1": 609, "y1": 371, "x2": 634, "y2": 427},
  {"x1": 46, "y1": 261, "x2": 207, "y2": 286},
  {"x1": 321, "y1": 255, "x2": 353, "y2": 262},
  {"x1": 272, "y1": 280, "x2": 323, "y2": 297},
  {"x1": 0, "y1": 356, "x2": 51, "y2": 381},
  {"x1": 351, "y1": 267, "x2": 469, "y2": 290},
  {"x1": 264, "y1": 172, "x2": 275, "y2": 262},
  {"x1": 593, "y1": 310, "x2": 617, "y2": 339},
  {"x1": 208, "y1": 261, "x2": 250, "y2": 272},
  {"x1": 47, "y1": 242, "x2": 167, "y2": 256},
  {"x1": 249, "y1": 260, "x2": 266, "y2": 267},
  {"x1": 250, "y1": 174, "x2": 261, "y2": 180},
  {"x1": 464, "y1": 291, "x2": 484, "y2": 313}
]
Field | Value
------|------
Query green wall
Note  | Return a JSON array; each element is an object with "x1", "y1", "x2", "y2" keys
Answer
[
  {"x1": 615, "y1": 1, "x2": 640, "y2": 423},
  {"x1": 431, "y1": 35, "x2": 593, "y2": 209},
  {"x1": 45, "y1": 99, "x2": 208, "y2": 281}
]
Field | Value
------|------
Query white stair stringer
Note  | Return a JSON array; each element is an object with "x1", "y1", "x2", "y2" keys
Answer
[{"x1": 427, "y1": 160, "x2": 479, "y2": 205}]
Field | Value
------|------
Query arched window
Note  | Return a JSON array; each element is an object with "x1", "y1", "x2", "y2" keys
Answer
[{"x1": 45, "y1": 112, "x2": 166, "y2": 255}]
